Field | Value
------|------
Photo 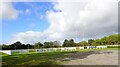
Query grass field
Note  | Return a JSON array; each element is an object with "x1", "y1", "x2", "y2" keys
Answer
[{"x1": 1, "y1": 48, "x2": 119, "y2": 67}]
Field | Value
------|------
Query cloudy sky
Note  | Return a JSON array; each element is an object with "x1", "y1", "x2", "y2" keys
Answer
[{"x1": 1, "y1": 0, "x2": 118, "y2": 44}]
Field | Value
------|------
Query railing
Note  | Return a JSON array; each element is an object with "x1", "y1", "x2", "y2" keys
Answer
[{"x1": 1, "y1": 45, "x2": 118, "y2": 55}]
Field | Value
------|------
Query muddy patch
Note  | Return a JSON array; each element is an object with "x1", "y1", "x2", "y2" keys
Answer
[
  {"x1": 61, "y1": 50, "x2": 118, "y2": 65},
  {"x1": 61, "y1": 50, "x2": 113, "y2": 62}
]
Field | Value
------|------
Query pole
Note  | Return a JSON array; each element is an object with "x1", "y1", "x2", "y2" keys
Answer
[
  {"x1": 15, "y1": 45, "x2": 16, "y2": 52},
  {"x1": 76, "y1": 30, "x2": 77, "y2": 43},
  {"x1": 83, "y1": 31, "x2": 84, "y2": 47},
  {"x1": 28, "y1": 44, "x2": 29, "y2": 53},
  {"x1": 15, "y1": 45, "x2": 16, "y2": 50}
]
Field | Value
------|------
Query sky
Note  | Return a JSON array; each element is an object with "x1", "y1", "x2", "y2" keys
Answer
[{"x1": 0, "y1": 0, "x2": 119, "y2": 44}]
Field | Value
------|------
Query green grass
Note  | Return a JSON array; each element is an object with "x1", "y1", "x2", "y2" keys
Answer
[
  {"x1": 107, "y1": 46, "x2": 120, "y2": 48},
  {"x1": 0, "y1": 52, "x2": 8, "y2": 57},
  {"x1": 1, "y1": 48, "x2": 119, "y2": 67},
  {"x1": 29, "y1": 49, "x2": 36, "y2": 53},
  {"x1": 2, "y1": 51, "x2": 78, "y2": 67}
]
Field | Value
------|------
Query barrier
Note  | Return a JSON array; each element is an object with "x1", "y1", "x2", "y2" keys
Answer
[
  {"x1": 0, "y1": 45, "x2": 113, "y2": 55},
  {"x1": 0, "y1": 50, "x2": 11, "y2": 55},
  {"x1": 80, "y1": 47, "x2": 84, "y2": 50},
  {"x1": 11, "y1": 50, "x2": 29, "y2": 54},
  {"x1": 36, "y1": 49, "x2": 45, "y2": 52},
  {"x1": 96, "y1": 46, "x2": 107, "y2": 49}
]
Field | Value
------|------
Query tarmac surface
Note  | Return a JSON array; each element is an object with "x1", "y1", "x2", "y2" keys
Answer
[{"x1": 61, "y1": 50, "x2": 118, "y2": 65}]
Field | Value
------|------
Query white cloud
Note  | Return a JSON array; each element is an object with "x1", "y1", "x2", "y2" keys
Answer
[
  {"x1": 19, "y1": 9, "x2": 31, "y2": 15},
  {"x1": 25, "y1": 9, "x2": 31, "y2": 14},
  {"x1": 11, "y1": 0, "x2": 118, "y2": 44},
  {"x1": 46, "y1": 0, "x2": 118, "y2": 39},
  {"x1": 12, "y1": 31, "x2": 47, "y2": 44},
  {"x1": 0, "y1": 2, "x2": 18, "y2": 19}
]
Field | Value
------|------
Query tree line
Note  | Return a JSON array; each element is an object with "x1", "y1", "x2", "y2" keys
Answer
[{"x1": 0, "y1": 34, "x2": 119, "y2": 50}]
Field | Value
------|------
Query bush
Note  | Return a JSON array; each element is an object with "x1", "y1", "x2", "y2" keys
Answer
[
  {"x1": 29, "y1": 49, "x2": 36, "y2": 52},
  {"x1": 107, "y1": 46, "x2": 120, "y2": 48},
  {"x1": 56, "y1": 49, "x2": 62, "y2": 52}
]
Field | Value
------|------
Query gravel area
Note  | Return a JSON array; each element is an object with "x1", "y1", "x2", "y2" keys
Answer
[{"x1": 61, "y1": 50, "x2": 118, "y2": 65}]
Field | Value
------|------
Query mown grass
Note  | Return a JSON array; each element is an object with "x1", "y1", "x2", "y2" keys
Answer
[
  {"x1": 1, "y1": 48, "x2": 119, "y2": 67},
  {"x1": 2, "y1": 51, "x2": 78, "y2": 67}
]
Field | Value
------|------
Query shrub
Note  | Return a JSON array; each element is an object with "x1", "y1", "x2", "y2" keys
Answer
[{"x1": 107, "y1": 46, "x2": 120, "y2": 48}]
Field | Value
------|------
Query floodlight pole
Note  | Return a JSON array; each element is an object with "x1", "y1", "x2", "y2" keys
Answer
[
  {"x1": 15, "y1": 45, "x2": 16, "y2": 51},
  {"x1": 83, "y1": 31, "x2": 84, "y2": 47},
  {"x1": 76, "y1": 30, "x2": 77, "y2": 43},
  {"x1": 28, "y1": 44, "x2": 29, "y2": 52}
]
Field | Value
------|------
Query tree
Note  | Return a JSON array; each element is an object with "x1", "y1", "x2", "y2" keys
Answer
[
  {"x1": 13, "y1": 41, "x2": 22, "y2": 49},
  {"x1": 81, "y1": 41, "x2": 89, "y2": 46},
  {"x1": 34, "y1": 42, "x2": 43, "y2": 49},
  {"x1": 26, "y1": 44, "x2": 32, "y2": 49},
  {"x1": 101, "y1": 36, "x2": 108, "y2": 45},
  {"x1": 88, "y1": 39, "x2": 94, "y2": 46},
  {"x1": 43, "y1": 42, "x2": 53, "y2": 48},
  {"x1": 1, "y1": 34, "x2": 119, "y2": 50},
  {"x1": 62, "y1": 39, "x2": 76, "y2": 47},
  {"x1": 63, "y1": 39, "x2": 69, "y2": 47},
  {"x1": 53, "y1": 41, "x2": 61, "y2": 48},
  {"x1": 69, "y1": 39, "x2": 76, "y2": 47},
  {"x1": 94, "y1": 39, "x2": 102, "y2": 46},
  {"x1": 2, "y1": 44, "x2": 10, "y2": 50},
  {"x1": 0, "y1": 45, "x2": 2, "y2": 50},
  {"x1": 6, "y1": 41, "x2": 23, "y2": 50},
  {"x1": 108, "y1": 34, "x2": 118, "y2": 45},
  {"x1": 43, "y1": 42, "x2": 50, "y2": 48}
]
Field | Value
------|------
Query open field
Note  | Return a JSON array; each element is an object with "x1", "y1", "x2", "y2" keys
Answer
[{"x1": 1, "y1": 48, "x2": 119, "y2": 67}]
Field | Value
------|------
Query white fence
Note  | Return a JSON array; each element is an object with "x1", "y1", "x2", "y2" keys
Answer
[
  {"x1": 0, "y1": 49, "x2": 29, "y2": 55},
  {"x1": 106, "y1": 45, "x2": 120, "y2": 46},
  {"x1": 96, "y1": 46, "x2": 107, "y2": 49},
  {"x1": 0, "y1": 45, "x2": 111, "y2": 55},
  {"x1": 0, "y1": 50, "x2": 11, "y2": 55},
  {"x1": 11, "y1": 49, "x2": 29, "y2": 54}
]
